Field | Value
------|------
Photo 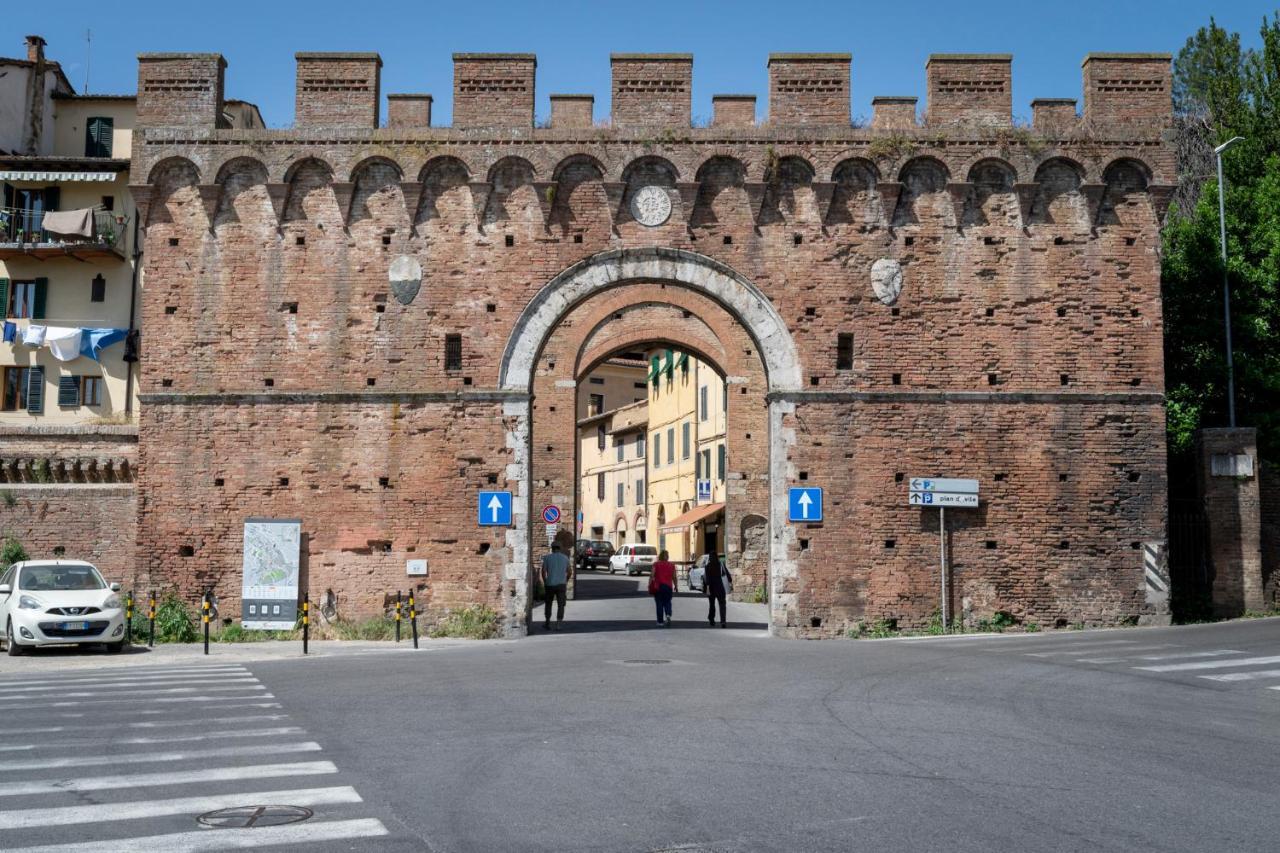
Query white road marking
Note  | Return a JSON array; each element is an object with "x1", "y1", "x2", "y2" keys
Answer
[
  {"x1": 0, "y1": 760, "x2": 338, "y2": 797},
  {"x1": 1128, "y1": 650, "x2": 1244, "y2": 661},
  {"x1": 1071, "y1": 646, "x2": 1178, "y2": 662},
  {"x1": 0, "y1": 669, "x2": 249, "y2": 688},
  {"x1": 1199, "y1": 669, "x2": 1280, "y2": 682},
  {"x1": 21, "y1": 713, "x2": 288, "y2": 733},
  {"x1": 1, "y1": 726, "x2": 306, "y2": 751},
  {"x1": 0, "y1": 785, "x2": 362, "y2": 829},
  {"x1": 0, "y1": 692, "x2": 275, "y2": 710},
  {"x1": 0, "y1": 677, "x2": 260, "y2": 694},
  {"x1": 0, "y1": 740, "x2": 321, "y2": 772},
  {"x1": 1136, "y1": 655, "x2": 1280, "y2": 673},
  {"x1": 1026, "y1": 641, "x2": 1151, "y2": 657},
  {"x1": 0, "y1": 683, "x2": 264, "y2": 699},
  {"x1": 4, "y1": 817, "x2": 390, "y2": 853}
]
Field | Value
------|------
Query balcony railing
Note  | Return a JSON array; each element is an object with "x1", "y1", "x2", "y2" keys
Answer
[{"x1": 0, "y1": 207, "x2": 128, "y2": 259}]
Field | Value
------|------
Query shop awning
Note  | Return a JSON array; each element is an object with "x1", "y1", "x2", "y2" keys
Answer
[
  {"x1": 0, "y1": 171, "x2": 119, "y2": 182},
  {"x1": 659, "y1": 502, "x2": 724, "y2": 531}
]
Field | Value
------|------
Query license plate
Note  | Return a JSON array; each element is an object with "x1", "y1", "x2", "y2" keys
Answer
[{"x1": 60, "y1": 621, "x2": 89, "y2": 631}]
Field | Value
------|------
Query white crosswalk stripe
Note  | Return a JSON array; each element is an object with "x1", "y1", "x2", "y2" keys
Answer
[
  {"x1": 1198, "y1": 669, "x2": 1280, "y2": 683},
  {"x1": 1134, "y1": 654, "x2": 1280, "y2": 673},
  {"x1": 0, "y1": 662, "x2": 392, "y2": 850}
]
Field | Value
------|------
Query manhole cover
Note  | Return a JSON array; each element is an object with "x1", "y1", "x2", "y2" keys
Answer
[
  {"x1": 623, "y1": 659, "x2": 671, "y2": 665},
  {"x1": 198, "y1": 805, "x2": 314, "y2": 828}
]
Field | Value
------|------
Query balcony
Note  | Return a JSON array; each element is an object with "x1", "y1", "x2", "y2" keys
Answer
[{"x1": 0, "y1": 208, "x2": 129, "y2": 261}]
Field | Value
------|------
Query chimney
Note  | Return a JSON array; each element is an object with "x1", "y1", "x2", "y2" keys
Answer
[{"x1": 26, "y1": 35, "x2": 46, "y2": 64}]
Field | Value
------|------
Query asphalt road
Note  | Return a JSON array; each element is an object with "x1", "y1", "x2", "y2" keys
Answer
[{"x1": 0, "y1": 615, "x2": 1277, "y2": 851}]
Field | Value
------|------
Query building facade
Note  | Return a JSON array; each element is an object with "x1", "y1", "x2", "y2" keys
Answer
[
  {"x1": 577, "y1": 399, "x2": 647, "y2": 546},
  {"x1": 127, "y1": 48, "x2": 1175, "y2": 637}
]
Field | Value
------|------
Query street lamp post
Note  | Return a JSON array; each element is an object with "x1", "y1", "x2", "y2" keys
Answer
[{"x1": 1214, "y1": 136, "x2": 1245, "y2": 428}]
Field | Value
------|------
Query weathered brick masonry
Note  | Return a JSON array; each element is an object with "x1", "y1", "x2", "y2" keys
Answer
[{"x1": 128, "y1": 49, "x2": 1175, "y2": 636}]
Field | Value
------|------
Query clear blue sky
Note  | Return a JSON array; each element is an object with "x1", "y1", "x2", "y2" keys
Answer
[{"x1": 5, "y1": 1, "x2": 1275, "y2": 127}]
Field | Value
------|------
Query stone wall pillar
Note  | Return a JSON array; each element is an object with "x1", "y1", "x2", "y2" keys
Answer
[{"x1": 1197, "y1": 427, "x2": 1264, "y2": 616}]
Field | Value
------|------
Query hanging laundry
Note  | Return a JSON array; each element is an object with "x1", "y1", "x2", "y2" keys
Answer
[
  {"x1": 78, "y1": 327, "x2": 128, "y2": 362},
  {"x1": 122, "y1": 329, "x2": 140, "y2": 363},
  {"x1": 41, "y1": 208, "x2": 95, "y2": 238},
  {"x1": 45, "y1": 327, "x2": 84, "y2": 362},
  {"x1": 22, "y1": 324, "x2": 47, "y2": 347},
  {"x1": 2, "y1": 321, "x2": 14, "y2": 343}
]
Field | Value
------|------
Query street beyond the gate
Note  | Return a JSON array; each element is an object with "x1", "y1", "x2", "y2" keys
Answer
[{"x1": 0, "y1": 617, "x2": 1277, "y2": 852}]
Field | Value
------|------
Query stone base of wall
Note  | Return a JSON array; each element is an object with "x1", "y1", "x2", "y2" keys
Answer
[
  {"x1": 0, "y1": 484, "x2": 138, "y2": 583},
  {"x1": 1261, "y1": 461, "x2": 1279, "y2": 609}
]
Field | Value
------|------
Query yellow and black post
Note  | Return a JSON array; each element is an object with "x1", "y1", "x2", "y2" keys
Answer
[
  {"x1": 125, "y1": 591, "x2": 134, "y2": 645},
  {"x1": 302, "y1": 592, "x2": 310, "y2": 655},
  {"x1": 408, "y1": 589, "x2": 419, "y2": 649},
  {"x1": 148, "y1": 591, "x2": 156, "y2": 647},
  {"x1": 395, "y1": 592, "x2": 402, "y2": 643},
  {"x1": 202, "y1": 591, "x2": 211, "y2": 655}
]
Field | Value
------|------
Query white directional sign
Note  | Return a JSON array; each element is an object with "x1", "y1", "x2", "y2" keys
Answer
[
  {"x1": 909, "y1": 478, "x2": 978, "y2": 494},
  {"x1": 909, "y1": 491, "x2": 979, "y2": 507}
]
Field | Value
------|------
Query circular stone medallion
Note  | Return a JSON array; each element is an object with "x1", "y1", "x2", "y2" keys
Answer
[{"x1": 629, "y1": 186, "x2": 673, "y2": 227}]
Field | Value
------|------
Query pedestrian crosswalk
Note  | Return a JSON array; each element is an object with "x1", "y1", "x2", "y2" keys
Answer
[
  {"x1": 0, "y1": 662, "x2": 394, "y2": 851},
  {"x1": 964, "y1": 634, "x2": 1280, "y2": 697}
]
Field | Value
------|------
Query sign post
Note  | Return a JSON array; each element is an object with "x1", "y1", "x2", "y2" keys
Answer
[{"x1": 907, "y1": 478, "x2": 979, "y2": 630}]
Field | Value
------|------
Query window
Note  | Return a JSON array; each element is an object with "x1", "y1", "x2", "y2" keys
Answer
[
  {"x1": 101, "y1": 195, "x2": 114, "y2": 212},
  {"x1": 2, "y1": 367, "x2": 30, "y2": 411},
  {"x1": 634, "y1": 382, "x2": 646, "y2": 390},
  {"x1": 82, "y1": 376, "x2": 102, "y2": 407},
  {"x1": 597, "y1": 425, "x2": 606, "y2": 451},
  {"x1": 85, "y1": 116, "x2": 113, "y2": 158},
  {"x1": 636, "y1": 478, "x2": 644, "y2": 500},
  {"x1": 616, "y1": 438, "x2": 624, "y2": 463},
  {"x1": 666, "y1": 428, "x2": 674, "y2": 464},
  {"x1": 617, "y1": 482, "x2": 624, "y2": 507},
  {"x1": 718, "y1": 443, "x2": 726, "y2": 482},
  {"x1": 4, "y1": 279, "x2": 44, "y2": 320},
  {"x1": 837, "y1": 333, "x2": 854, "y2": 370},
  {"x1": 90, "y1": 274, "x2": 106, "y2": 303},
  {"x1": 597, "y1": 472, "x2": 605, "y2": 501},
  {"x1": 682, "y1": 422, "x2": 690, "y2": 459},
  {"x1": 588, "y1": 377, "x2": 605, "y2": 385},
  {"x1": 653, "y1": 432, "x2": 661, "y2": 467},
  {"x1": 589, "y1": 393, "x2": 604, "y2": 416},
  {"x1": 700, "y1": 385, "x2": 708, "y2": 421},
  {"x1": 58, "y1": 375, "x2": 80, "y2": 407},
  {"x1": 722, "y1": 383, "x2": 728, "y2": 414},
  {"x1": 700, "y1": 449, "x2": 711, "y2": 481},
  {"x1": 636, "y1": 433, "x2": 645, "y2": 458},
  {"x1": 444, "y1": 334, "x2": 462, "y2": 371}
]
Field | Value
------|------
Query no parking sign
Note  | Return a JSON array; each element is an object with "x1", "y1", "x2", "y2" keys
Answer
[{"x1": 542, "y1": 505, "x2": 562, "y2": 525}]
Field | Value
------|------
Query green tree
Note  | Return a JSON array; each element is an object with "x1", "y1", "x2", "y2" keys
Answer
[{"x1": 1164, "y1": 14, "x2": 1280, "y2": 481}]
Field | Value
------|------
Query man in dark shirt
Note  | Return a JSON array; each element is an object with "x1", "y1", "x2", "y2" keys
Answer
[{"x1": 541, "y1": 543, "x2": 571, "y2": 631}]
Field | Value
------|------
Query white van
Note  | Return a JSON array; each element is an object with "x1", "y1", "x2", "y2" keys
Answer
[{"x1": 609, "y1": 544, "x2": 659, "y2": 576}]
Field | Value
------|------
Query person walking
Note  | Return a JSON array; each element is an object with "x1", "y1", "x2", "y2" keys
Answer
[
  {"x1": 704, "y1": 549, "x2": 731, "y2": 628},
  {"x1": 541, "y1": 543, "x2": 570, "y2": 631},
  {"x1": 650, "y1": 550, "x2": 677, "y2": 627}
]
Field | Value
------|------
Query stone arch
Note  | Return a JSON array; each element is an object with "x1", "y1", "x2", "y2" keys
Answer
[
  {"x1": 895, "y1": 156, "x2": 951, "y2": 226},
  {"x1": 761, "y1": 155, "x2": 817, "y2": 226},
  {"x1": 575, "y1": 302, "x2": 729, "y2": 380},
  {"x1": 1099, "y1": 157, "x2": 1152, "y2": 227},
  {"x1": 500, "y1": 248, "x2": 802, "y2": 637},
  {"x1": 281, "y1": 157, "x2": 341, "y2": 228},
  {"x1": 550, "y1": 154, "x2": 609, "y2": 235},
  {"x1": 484, "y1": 156, "x2": 541, "y2": 231},
  {"x1": 416, "y1": 156, "x2": 472, "y2": 236},
  {"x1": 212, "y1": 157, "x2": 271, "y2": 230},
  {"x1": 1032, "y1": 157, "x2": 1086, "y2": 227},
  {"x1": 827, "y1": 157, "x2": 881, "y2": 227},
  {"x1": 146, "y1": 157, "x2": 202, "y2": 229},
  {"x1": 965, "y1": 157, "x2": 1018, "y2": 227},
  {"x1": 692, "y1": 155, "x2": 749, "y2": 229},
  {"x1": 349, "y1": 157, "x2": 407, "y2": 232}
]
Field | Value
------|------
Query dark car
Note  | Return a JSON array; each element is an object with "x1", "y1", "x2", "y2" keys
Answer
[{"x1": 576, "y1": 539, "x2": 615, "y2": 571}]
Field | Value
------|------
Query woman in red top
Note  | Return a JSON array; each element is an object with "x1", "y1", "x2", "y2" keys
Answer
[{"x1": 651, "y1": 551, "x2": 677, "y2": 626}]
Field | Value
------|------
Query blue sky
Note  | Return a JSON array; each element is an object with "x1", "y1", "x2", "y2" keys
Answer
[{"x1": 4, "y1": 1, "x2": 1274, "y2": 127}]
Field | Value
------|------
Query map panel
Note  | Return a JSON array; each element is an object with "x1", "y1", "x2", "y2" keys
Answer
[{"x1": 241, "y1": 519, "x2": 301, "y2": 629}]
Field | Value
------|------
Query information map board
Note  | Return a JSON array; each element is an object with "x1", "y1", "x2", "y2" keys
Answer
[{"x1": 241, "y1": 518, "x2": 301, "y2": 630}]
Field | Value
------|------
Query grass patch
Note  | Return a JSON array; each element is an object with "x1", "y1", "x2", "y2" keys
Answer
[
  {"x1": 747, "y1": 584, "x2": 768, "y2": 604},
  {"x1": 429, "y1": 605, "x2": 501, "y2": 640},
  {"x1": 319, "y1": 616, "x2": 399, "y2": 641}
]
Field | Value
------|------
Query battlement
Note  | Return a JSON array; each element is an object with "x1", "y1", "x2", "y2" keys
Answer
[{"x1": 132, "y1": 51, "x2": 1172, "y2": 133}]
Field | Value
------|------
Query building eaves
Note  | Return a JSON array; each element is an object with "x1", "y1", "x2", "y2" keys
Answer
[{"x1": 0, "y1": 155, "x2": 129, "y2": 171}]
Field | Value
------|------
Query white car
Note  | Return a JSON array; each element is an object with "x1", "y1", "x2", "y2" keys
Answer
[
  {"x1": 0, "y1": 560, "x2": 127, "y2": 655},
  {"x1": 609, "y1": 544, "x2": 658, "y2": 575},
  {"x1": 688, "y1": 553, "x2": 729, "y2": 592}
]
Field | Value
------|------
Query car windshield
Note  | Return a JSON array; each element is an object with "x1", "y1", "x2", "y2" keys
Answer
[
  {"x1": 19, "y1": 565, "x2": 106, "y2": 591},
  {"x1": 635, "y1": 546, "x2": 658, "y2": 556},
  {"x1": 593, "y1": 541, "x2": 613, "y2": 550}
]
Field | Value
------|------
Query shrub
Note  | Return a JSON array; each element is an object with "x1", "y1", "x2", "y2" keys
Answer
[
  {"x1": 137, "y1": 593, "x2": 199, "y2": 643},
  {"x1": 1, "y1": 537, "x2": 28, "y2": 568},
  {"x1": 429, "y1": 606, "x2": 501, "y2": 639}
]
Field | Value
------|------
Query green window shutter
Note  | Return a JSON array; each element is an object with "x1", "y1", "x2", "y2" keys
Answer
[
  {"x1": 650, "y1": 356, "x2": 660, "y2": 387},
  {"x1": 0, "y1": 278, "x2": 8, "y2": 317},
  {"x1": 26, "y1": 366, "x2": 44, "y2": 414},
  {"x1": 85, "y1": 117, "x2": 114, "y2": 158},
  {"x1": 32, "y1": 278, "x2": 47, "y2": 319},
  {"x1": 57, "y1": 375, "x2": 80, "y2": 407},
  {"x1": 718, "y1": 443, "x2": 726, "y2": 481},
  {"x1": 664, "y1": 348, "x2": 674, "y2": 377}
]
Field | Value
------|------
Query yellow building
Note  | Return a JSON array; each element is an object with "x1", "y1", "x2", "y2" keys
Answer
[
  {"x1": 576, "y1": 352, "x2": 649, "y2": 419},
  {"x1": 646, "y1": 348, "x2": 726, "y2": 563},
  {"x1": 577, "y1": 400, "x2": 648, "y2": 546}
]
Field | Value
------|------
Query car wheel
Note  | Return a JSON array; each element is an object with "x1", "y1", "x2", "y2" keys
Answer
[
  {"x1": 104, "y1": 640, "x2": 125, "y2": 654},
  {"x1": 5, "y1": 621, "x2": 24, "y2": 656}
]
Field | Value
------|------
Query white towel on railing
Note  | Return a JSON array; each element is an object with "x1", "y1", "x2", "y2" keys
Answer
[
  {"x1": 21, "y1": 324, "x2": 47, "y2": 346},
  {"x1": 45, "y1": 326, "x2": 84, "y2": 361},
  {"x1": 42, "y1": 208, "x2": 95, "y2": 238}
]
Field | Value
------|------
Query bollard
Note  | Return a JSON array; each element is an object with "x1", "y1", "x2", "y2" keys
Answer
[
  {"x1": 395, "y1": 592, "x2": 402, "y2": 643},
  {"x1": 302, "y1": 592, "x2": 310, "y2": 656},
  {"x1": 409, "y1": 589, "x2": 419, "y2": 649},
  {"x1": 148, "y1": 592, "x2": 156, "y2": 648},
  {"x1": 125, "y1": 591, "x2": 133, "y2": 645},
  {"x1": 202, "y1": 591, "x2": 210, "y2": 656}
]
